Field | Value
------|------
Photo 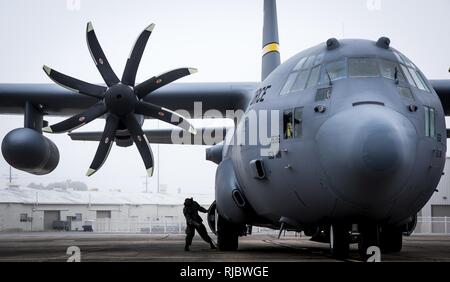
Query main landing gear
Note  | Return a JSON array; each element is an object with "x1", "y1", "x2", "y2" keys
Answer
[
  {"x1": 329, "y1": 223, "x2": 403, "y2": 260},
  {"x1": 217, "y1": 214, "x2": 240, "y2": 251}
]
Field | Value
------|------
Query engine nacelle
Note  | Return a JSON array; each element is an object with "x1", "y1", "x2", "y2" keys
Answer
[{"x1": 1, "y1": 128, "x2": 59, "y2": 175}]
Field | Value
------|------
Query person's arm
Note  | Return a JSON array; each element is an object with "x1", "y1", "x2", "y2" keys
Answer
[{"x1": 195, "y1": 202, "x2": 208, "y2": 213}]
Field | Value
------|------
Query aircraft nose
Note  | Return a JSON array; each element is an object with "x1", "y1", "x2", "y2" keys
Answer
[{"x1": 316, "y1": 105, "x2": 417, "y2": 208}]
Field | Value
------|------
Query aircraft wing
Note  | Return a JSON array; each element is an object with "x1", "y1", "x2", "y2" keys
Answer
[
  {"x1": 431, "y1": 80, "x2": 450, "y2": 115},
  {"x1": 69, "y1": 126, "x2": 231, "y2": 145},
  {"x1": 0, "y1": 82, "x2": 257, "y2": 117}
]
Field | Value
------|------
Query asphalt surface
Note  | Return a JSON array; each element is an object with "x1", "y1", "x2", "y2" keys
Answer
[{"x1": 0, "y1": 232, "x2": 448, "y2": 262}]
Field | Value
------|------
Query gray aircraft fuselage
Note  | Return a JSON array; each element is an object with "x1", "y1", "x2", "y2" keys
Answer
[{"x1": 217, "y1": 39, "x2": 446, "y2": 228}]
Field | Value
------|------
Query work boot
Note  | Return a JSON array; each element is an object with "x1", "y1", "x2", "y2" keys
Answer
[{"x1": 185, "y1": 245, "x2": 190, "y2": 251}]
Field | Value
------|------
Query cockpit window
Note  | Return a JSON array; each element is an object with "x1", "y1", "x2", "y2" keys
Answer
[
  {"x1": 291, "y1": 70, "x2": 310, "y2": 92},
  {"x1": 393, "y1": 51, "x2": 430, "y2": 92},
  {"x1": 397, "y1": 86, "x2": 414, "y2": 100},
  {"x1": 293, "y1": 57, "x2": 307, "y2": 71},
  {"x1": 280, "y1": 72, "x2": 298, "y2": 96},
  {"x1": 400, "y1": 65, "x2": 417, "y2": 88},
  {"x1": 319, "y1": 58, "x2": 346, "y2": 84},
  {"x1": 394, "y1": 51, "x2": 415, "y2": 68},
  {"x1": 303, "y1": 55, "x2": 316, "y2": 69},
  {"x1": 394, "y1": 52, "x2": 405, "y2": 65},
  {"x1": 349, "y1": 58, "x2": 380, "y2": 77},
  {"x1": 307, "y1": 65, "x2": 321, "y2": 88},
  {"x1": 416, "y1": 71, "x2": 430, "y2": 92},
  {"x1": 379, "y1": 59, "x2": 405, "y2": 82},
  {"x1": 409, "y1": 68, "x2": 429, "y2": 92}
]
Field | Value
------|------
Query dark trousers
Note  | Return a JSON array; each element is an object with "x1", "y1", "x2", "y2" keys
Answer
[{"x1": 185, "y1": 223, "x2": 213, "y2": 246}]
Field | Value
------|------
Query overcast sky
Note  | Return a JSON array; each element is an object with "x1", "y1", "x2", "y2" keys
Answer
[{"x1": 1, "y1": 0, "x2": 450, "y2": 194}]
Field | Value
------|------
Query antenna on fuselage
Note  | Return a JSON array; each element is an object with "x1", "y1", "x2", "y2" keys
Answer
[{"x1": 261, "y1": 0, "x2": 281, "y2": 81}]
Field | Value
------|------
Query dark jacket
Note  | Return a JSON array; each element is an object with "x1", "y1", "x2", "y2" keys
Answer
[{"x1": 183, "y1": 199, "x2": 207, "y2": 226}]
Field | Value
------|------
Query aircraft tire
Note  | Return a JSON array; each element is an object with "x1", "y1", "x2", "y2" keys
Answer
[
  {"x1": 329, "y1": 224, "x2": 350, "y2": 259},
  {"x1": 358, "y1": 223, "x2": 380, "y2": 260},
  {"x1": 217, "y1": 214, "x2": 239, "y2": 251},
  {"x1": 380, "y1": 226, "x2": 402, "y2": 253}
]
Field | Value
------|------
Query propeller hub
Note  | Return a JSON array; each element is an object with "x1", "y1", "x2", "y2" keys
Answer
[{"x1": 104, "y1": 84, "x2": 137, "y2": 116}]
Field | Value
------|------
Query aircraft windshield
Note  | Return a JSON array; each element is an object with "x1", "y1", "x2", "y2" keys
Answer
[{"x1": 281, "y1": 54, "x2": 431, "y2": 96}]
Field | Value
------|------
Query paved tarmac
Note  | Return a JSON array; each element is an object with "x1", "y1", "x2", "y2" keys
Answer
[{"x1": 0, "y1": 232, "x2": 448, "y2": 262}]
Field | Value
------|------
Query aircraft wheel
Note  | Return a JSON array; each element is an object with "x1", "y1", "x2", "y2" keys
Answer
[
  {"x1": 358, "y1": 224, "x2": 380, "y2": 260},
  {"x1": 217, "y1": 214, "x2": 239, "y2": 251},
  {"x1": 329, "y1": 224, "x2": 350, "y2": 259},
  {"x1": 380, "y1": 226, "x2": 402, "y2": 253}
]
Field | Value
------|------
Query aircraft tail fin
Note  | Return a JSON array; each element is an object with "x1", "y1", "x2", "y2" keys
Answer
[{"x1": 261, "y1": 0, "x2": 281, "y2": 81}]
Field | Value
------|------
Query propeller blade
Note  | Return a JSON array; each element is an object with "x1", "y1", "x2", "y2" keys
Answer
[
  {"x1": 86, "y1": 114, "x2": 119, "y2": 176},
  {"x1": 42, "y1": 101, "x2": 107, "y2": 133},
  {"x1": 124, "y1": 114, "x2": 154, "y2": 176},
  {"x1": 134, "y1": 68, "x2": 197, "y2": 99},
  {"x1": 122, "y1": 24, "x2": 155, "y2": 86},
  {"x1": 86, "y1": 22, "x2": 120, "y2": 86},
  {"x1": 42, "y1": 65, "x2": 106, "y2": 99},
  {"x1": 135, "y1": 101, "x2": 196, "y2": 135}
]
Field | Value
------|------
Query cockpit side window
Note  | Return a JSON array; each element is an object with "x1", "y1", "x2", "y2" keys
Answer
[
  {"x1": 293, "y1": 107, "x2": 304, "y2": 138},
  {"x1": 416, "y1": 71, "x2": 431, "y2": 92},
  {"x1": 397, "y1": 86, "x2": 414, "y2": 100},
  {"x1": 349, "y1": 58, "x2": 380, "y2": 77},
  {"x1": 319, "y1": 58, "x2": 346, "y2": 84},
  {"x1": 293, "y1": 57, "x2": 307, "y2": 71},
  {"x1": 400, "y1": 65, "x2": 417, "y2": 88},
  {"x1": 283, "y1": 109, "x2": 294, "y2": 139},
  {"x1": 303, "y1": 55, "x2": 316, "y2": 69},
  {"x1": 281, "y1": 53, "x2": 326, "y2": 95},
  {"x1": 291, "y1": 70, "x2": 311, "y2": 92},
  {"x1": 409, "y1": 68, "x2": 429, "y2": 92},
  {"x1": 393, "y1": 51, "x2": 430, "y2": 92},
  {"x1": 379, "y1": 59, "x2": 405, "y2": 82},
  {"x1": 283, "y1": 108, "x2": 303, "y2": 139},
  {"x1": 280, "y1": 72, "x2": 298, "y2": 96},
  {"x1": 307, "y1": 65, "x2": 321, "y2": 89}
]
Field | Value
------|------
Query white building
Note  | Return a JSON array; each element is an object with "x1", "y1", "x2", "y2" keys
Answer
[
  {"x1": 415, "y1": 157, "x2": 450, "y2": 233},
  {"x1": 0, "y1": 187, "x2": 213, "y2": 232},
  {"x1": 0, "y1": 158, "x2": 449, "y2": 234}
]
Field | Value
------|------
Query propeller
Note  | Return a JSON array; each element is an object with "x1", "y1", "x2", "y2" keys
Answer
[{"x1": 42, "y1": 22, "x2": 197, "y2": 177}]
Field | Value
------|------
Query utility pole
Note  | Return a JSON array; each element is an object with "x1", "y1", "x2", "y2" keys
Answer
[
  {"x1": 141, "y1": 175, "x2": 150, "y2": 193},
  {"x1": 3, "y1": 166, "x2": 18, "y2": 187},
  {"x1": 157, "y1": 120, "x2": 160, "y2": 194}
]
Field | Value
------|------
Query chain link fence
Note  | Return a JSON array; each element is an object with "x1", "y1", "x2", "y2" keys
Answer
[{"x1": 88, "y1": 217, "x2": 448, "y2": 235}]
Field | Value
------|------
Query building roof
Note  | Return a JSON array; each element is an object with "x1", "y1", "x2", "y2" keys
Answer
[{"x1": 0, "y1": 187, "x2": 214, "y2": 206}]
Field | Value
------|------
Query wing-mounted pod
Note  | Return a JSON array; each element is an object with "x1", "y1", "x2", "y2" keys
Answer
[{"x1": 1, "y1": 102, "x2": 59, "y2": 175}]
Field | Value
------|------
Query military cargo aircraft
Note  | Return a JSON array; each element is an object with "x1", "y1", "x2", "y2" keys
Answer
[{"x1": 1, "y1": 0, "x2": 450, "y2": 259}]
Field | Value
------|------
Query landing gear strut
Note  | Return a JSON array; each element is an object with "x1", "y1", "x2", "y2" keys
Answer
[{"x1": 329, "y1": 224, "x2": 350, "y2": 259}]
